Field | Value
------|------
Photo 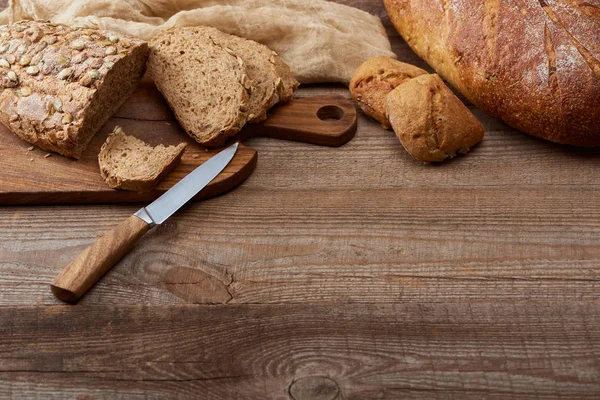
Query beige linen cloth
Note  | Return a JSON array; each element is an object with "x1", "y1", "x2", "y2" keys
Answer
[{"x1": 0, "y1": 0, "x2": 395, "y2": 84}]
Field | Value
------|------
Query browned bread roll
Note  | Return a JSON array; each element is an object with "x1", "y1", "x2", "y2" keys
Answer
[
  {"x1": 386, "y1": 74, "x2": 484, "y2": 162},
  {"x1": 384, "y1": 0, "x2": 600, "y2": 146},
  {"x1": 0, "y1": 21, "x2": 149, "y2": 158},
  {"x1": 349, "y1": 56, "x2": 427, "y2": 128}
]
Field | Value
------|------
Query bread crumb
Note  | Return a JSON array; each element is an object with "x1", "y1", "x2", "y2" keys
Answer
[
  {"x1": 192, "y1": 154, "x2": 199, "y2": 159},
  {"x1": 29, "y1": 158, "x2": 34, "y2": 162},
  {"x1": 26, "y1": 146, "x2": 34, "y2": 151},
  {"x1": 164, "y1": 122, "x2": 171, "y2": 126},
  {"x1": 44, "y1": 153, "x2": 51, "y2": 158}
]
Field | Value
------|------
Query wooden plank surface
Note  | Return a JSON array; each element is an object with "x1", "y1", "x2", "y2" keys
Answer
[
  {"x1": 1, "y1": 303, "x2": 599, "y2": 399},
  {"x1": 1, "y1": 0, "x2": 599, "y2": 398}
]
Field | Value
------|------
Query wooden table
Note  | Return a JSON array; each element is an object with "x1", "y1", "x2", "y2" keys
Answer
[{"x1": 1, "y1": 1, "x2": 599, "y2": 398}]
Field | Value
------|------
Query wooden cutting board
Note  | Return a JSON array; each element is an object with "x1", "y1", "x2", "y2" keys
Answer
[{"x1": 0, "y1": 80, "x2": 356, "y2": 205}]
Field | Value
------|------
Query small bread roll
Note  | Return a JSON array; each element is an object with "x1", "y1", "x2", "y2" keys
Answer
[
  {"x1": 386, "y1": 74, "x2": 484, "y2": 163},
  {"x1": 349, "y1": 57, "x2": 427, "y2": 129}
]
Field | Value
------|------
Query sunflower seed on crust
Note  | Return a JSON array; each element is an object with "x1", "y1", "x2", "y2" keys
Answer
[
  {"x1": 57, "y1": 68, "x2": 73, "y2": 80},
  {"x1": 26, "y1": 65, "x2": 39, "y2": 75},
  {"x1": 70, "y1": 39, "x2": 86, "y2": 50},
  {"x1": 62, "y1": 112, "x2": 73, "y2": 124}
]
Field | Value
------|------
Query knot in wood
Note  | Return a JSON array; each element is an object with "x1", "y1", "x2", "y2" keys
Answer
[{"x1": 289, "y1": 376, "x2": 339, "y2": 400}]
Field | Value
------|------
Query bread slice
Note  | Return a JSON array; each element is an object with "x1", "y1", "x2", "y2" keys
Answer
[
  {"x1": 205, "y1": 27, "x2": 299, "y2": 123},
  {"x1": 386, "y1": 74, "x2": 484, "y2": 163},
  {"x1": 350, "y1": 57, "x2": 427, "y2": 129},
  {"x1": 148, "y1": 27, "x2": 249, "y2": 147},
  {"x1": 98, "y1": 126, "x2": 187, "y2": 192},
  {"x1": 0, "y1": 21, "x2": 149, "y2": 159}
]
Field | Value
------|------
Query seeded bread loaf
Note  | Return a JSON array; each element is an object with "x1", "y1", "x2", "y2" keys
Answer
[
  {"x1": 386, "y1": 74, "x2": 484, "y2": 163},
  {"x1": 148, "y1": 27, "x2": 250, "y2": 148},
  {"x1": 349, "y1": 56, "x2": 427, "y2": 129},
  {"x1": 98, "y1": 126, "x2": 187, "y2": 192},
  {"x1": 384, "y1": 0, "x2": 600, "y2": 146},
  {"x1": 203, "y1": 27, "x2": 299, "y2": 124},
  {"x1": 0, "y1": 21, "x2": 149, "y2": 158}
]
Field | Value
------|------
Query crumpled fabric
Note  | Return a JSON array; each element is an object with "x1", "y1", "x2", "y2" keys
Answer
[{"x1": 0, "y1": 0, "x2": 395, "y2": 84}]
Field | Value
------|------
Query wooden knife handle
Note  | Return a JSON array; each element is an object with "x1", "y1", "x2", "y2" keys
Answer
[
  {"x1": 240, "y1": 95, "x2": 357, "y2": 146},
  {"x1": 51, "y1": 215, "x2": 152, "y2": 302}
]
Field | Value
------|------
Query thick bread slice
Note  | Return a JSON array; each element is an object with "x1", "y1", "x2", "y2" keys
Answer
[
  {"x1": 148, "y1": 27, "x2": 249, "y2": 147},
  {"x1": 386, "y1": 74, "x2": 484, "y2": 163},
  {"x1": 350, "y1": 57, "x2": 427, "y2": 129},
  {"x1": 0, "y1": 21, "x2": 148, "y2": 159},
  {"x1": 204, "y1": 27, "x2": 299, "y2": 123},
  {"x1": 98, "y1": 126, "x2": 187, "y2": 192}
]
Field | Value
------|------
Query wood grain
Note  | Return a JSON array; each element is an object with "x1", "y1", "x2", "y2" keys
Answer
[
  {"x1": 1, "y1": 185, "x2": 599, "y2": 306},
  {"x1": 1, "y1": 0, "x2": 599, "y2": 397},
  {"x1": 241, "y1": 95, "x2": 357, "y2": 147},
  {"x1": 0, "y1": 303, "x2": 598, "y2": 399}
]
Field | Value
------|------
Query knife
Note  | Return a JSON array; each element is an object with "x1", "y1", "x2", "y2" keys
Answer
[{"x1": 51, "y1": 142, "x2": 239, "y2": 303}]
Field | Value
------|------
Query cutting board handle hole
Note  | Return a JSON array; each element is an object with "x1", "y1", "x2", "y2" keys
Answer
[{"x1": 317, "y1": 105, "x2": 345, "y2": 122}]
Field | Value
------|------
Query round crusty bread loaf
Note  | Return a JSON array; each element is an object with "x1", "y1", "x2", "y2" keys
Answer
[
  {"x1": 199, "y1": 27, "x2": 299, "y2": 124},
  {"x1": 148, "y1": 27, "x2": 249, "y2": 147},
  {"x1": 386, "y1": 74, "x2": 484, "y2": 163},
  {"x1": 349, "y1": 56, "x2": 427, "y2": 129},
  {"x1": 384, "y1": 0, "x2": 600, "y2": 146}
]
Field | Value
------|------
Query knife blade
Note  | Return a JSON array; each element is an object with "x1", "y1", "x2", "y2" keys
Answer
[
  {"x1": 51, "y1": 142, "x2": 239, "y2": 303},
  {"x1": 134, "y1": 141, "x2": 238, "y2": 225}
]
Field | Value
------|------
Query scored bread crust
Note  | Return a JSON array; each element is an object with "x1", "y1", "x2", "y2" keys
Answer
[
  {"x1": 349, "y1": 56, "x2": 427, "y2": 129},
  {"x1": 0, "y1": 21, "x2": 148, "y2": 158},
  {"x1": 386, "y1": 74, "x2": 484, "y2": 163},
  {"x1": 384, "y1": 0, "x2": 600, "y2": 146},
  {"x1": 98, "y1": 126, "x2": 187, "y2": 192},
  {"x1": 148, "y1": 27, "x2": 250, "y2": 147},
  {"x1": 204, "y1": 27, "x2": 299, "y2": 123}
]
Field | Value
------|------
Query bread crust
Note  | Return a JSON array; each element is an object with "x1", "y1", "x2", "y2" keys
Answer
[
  {"x1": 386, "y1": 74, "x2": 484, "y2": 162},
  {"x1": 384, "y1": 0, "x2": 600, "y2": 146},
  {"x1": 0, "y1": 21, "x2": 148, "y2": 158},
  {"x1": 272, "y1": 55, "x2": 299, "y2": 105},
  {"x1": 349, "y1": 56, "x2": 427, "y2": 128}
]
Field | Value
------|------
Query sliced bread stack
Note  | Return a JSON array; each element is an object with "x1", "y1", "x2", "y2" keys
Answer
[{"x1": 148, "y1": 26, "x2": 298, "y2": 148}]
